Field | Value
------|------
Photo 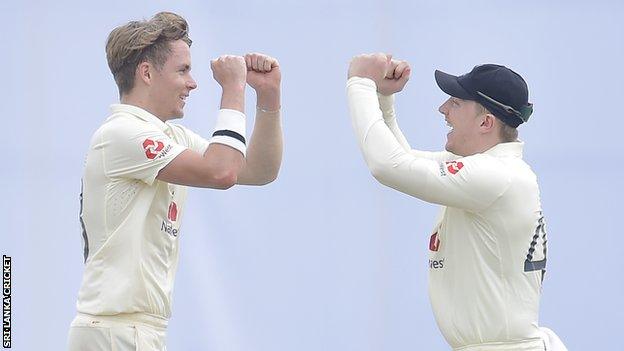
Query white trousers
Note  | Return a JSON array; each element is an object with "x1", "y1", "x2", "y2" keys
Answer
[{"x1": 67, "y1": 313, "x2": 167, "y2": 351}]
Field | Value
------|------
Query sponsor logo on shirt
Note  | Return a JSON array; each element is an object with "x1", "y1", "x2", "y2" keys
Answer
[
  {"x1": 429, "y1": 232, "x2": 440, "y2": 251},
  {"x1": 143, "y1": 139, "x2": 173, "y2": 160},
  {"x1": 429, "y1": 258, "x2": 444, "y2": 269},
  {"x1": 161, "y1": 220, "x2": 179, "y2": 237},
  {"x1": 438, "y1": 163, "x2": 447, "y2": 176},
  {"x1": 143, "y1": 139, "x2": 164, "y2": 159},
  {"x1": 446, "y1": 161, "x2": 464, "y2": 175},
  {"x1": 168, "y1": 202, "x2": 178, "y2": 222},
  {"x1": 428, "y1": 232, "x2": 444, "y2": 270},
  {"x1": 161, "y1": 201, "x2": 179, "y2": 237}
]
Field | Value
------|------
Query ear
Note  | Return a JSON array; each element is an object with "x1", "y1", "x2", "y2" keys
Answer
[
  {"x1": 479, "y1": 113, "x2": 497, "y2": 134},
  {"x1": 136, "y1": 61, "x2": 152, "y2": 86}
]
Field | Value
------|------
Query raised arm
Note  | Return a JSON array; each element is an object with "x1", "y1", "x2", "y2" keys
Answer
[
  {"x1": 377, "y1": 58, "x2": 413, "y2": 151},
  {"x1": 347, "y1": 54, "x2": 508, "y2": 211},
  {"x1": 236, "y1": 53, "x2": 283, "y2": 185},
  {"x1": 157, "y1": 55, "x2": 247, "y2": 189},
  {"x1": 377, "y1": 59, "x2": 456, "y2": 163}
]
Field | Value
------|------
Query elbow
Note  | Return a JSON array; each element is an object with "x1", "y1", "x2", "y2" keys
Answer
[
  {"x1": 370, "y1": 169, "x2": 387, "y2": 186},
  {"x1": 259, "y1": 171, "x2": 279, "y2": 185},
  {"x1": 248, "y1": 168, "x2": 281, "y2": 186},
  {"x1": 261, "y1": 166, "x2": 281, "y2": 185},
  {"x1": 254, "y1": 158, "x2": 282, "y2": 185},
  {"x1": 368, "y1": 160, "x2": 392, "y2": 186},
  {"x1": 209, "y1": 170, "x2": 238, "y2": 190}
]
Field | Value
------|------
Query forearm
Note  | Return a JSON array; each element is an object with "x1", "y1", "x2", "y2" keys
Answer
[
  {"x1": 378, "y1": 93, "x2": 412, "y2": 151},
  {"x1": 256, "y1": 87, "x2": 280, "y2": 111},
  {"x1": 236, "y1": 89, "x2": 283, "y2": 185},
  {"x1": 347, "y1": 77, "x2": 433, "y2": 195},
  {"x1": 379, "y1": 90, "x2": 457, "y2": 163},
  {"x1": 220, "y1": 84, "x2": 245, "y2": 113},
  {"x1": 348, "y1": 77, "x2": 405, "y2": 165},
  {"x1": 347, "y1": 77, "x2": 492, "y2": 208}
]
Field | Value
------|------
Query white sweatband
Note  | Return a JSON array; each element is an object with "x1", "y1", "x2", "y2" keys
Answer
[{"x1": 209, "y1": 109, "x2": 247, "y2": 156}]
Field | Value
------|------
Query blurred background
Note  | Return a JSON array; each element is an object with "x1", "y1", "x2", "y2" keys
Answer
[{"x1": 1, "y1": 0, "x2": 622, "y2": 349}]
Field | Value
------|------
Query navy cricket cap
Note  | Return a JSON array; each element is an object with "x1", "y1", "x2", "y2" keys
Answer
[{"x1": 434, "y1": 64, "x2": 533, "y2": 128}]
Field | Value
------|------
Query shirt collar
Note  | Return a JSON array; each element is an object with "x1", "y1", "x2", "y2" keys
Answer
[
  {"x1": 110, "y1": 104, "x2": 170, "y2": 132},
  {"x1": 484, "y1": 141, "x2": 524, "y2": 158}
]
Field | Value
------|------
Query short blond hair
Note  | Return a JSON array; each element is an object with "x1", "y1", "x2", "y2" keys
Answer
[
  {"x1": 475, "y1": 102, "x2": 518, "y2": 142},
  {"x1": 105, "y1": 12, "x2": 192, "y2": 96}
]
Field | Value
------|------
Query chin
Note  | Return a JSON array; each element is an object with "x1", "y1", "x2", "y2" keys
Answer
[
  {"x1": 169, "y1": 109, "x2": 184, "y2": 120},
  {"x1": 445, "y1": 141, "x2": 453, "y2": 153}
]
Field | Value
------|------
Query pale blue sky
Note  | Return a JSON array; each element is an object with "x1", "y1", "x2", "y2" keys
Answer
[{"x1": 1, "y1": 0, "x2": 622, "y2": 350}]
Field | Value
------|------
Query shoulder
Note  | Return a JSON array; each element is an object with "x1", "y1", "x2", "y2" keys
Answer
[
  {"x1": 167, "y1": 123, "x2": 209, "y2": 151},
  {"x1": 454, "y1": 153, "x2": 513, "y2": 188},
  {"x1": 168, "y1": 123, "x2": 205, "y2": 140},
  {"x1": 99, "y1": 113, "x2": 161, "y2": 140},
  {"x1": 167, "y1": 122, "x2": 193, "y2": 136}
]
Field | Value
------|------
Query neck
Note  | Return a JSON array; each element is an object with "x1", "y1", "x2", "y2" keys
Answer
[
  {"x1": 120, "y1": 91, "x2": 167, "y2": 122},
  {"x1": 477, "y1": 138, "x2": 505, "y2": 154},
  {"x1": 461, "y1": 138, "x2": 504, "y2": 157}
]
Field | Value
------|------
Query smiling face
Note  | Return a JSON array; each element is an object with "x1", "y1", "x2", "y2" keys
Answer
[
  {"x1": 148, "y1": 39, "x2": 197, "y2": 120},
  {"x1": 438, "y1": 97, "x2": 489, "y2": 156}
]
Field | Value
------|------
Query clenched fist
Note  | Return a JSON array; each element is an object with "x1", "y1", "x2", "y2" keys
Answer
[
  {"x1": 348, "y1": 53, "x2": 390, "y2": 84},
  {"x1": 245, "y1": 53, "x2": 281, "y2": 92},
  {"x1": 348, "y1": 53, "x2": 411, "y2": 96},
  {"x1": 210, "y1": 55, "x2": 247, "y2": 90},
  {"x1": 377, "y1": 59, "x2": 411, "y2": 96},
  {"x1": 245, "y1": 53, "x2": 281, "y2": 111}
]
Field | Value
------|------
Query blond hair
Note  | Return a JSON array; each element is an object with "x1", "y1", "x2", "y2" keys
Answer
[
  {"x1": 105, "y1": 12, "x2": 192, "y2": 96},
  {"x1": 475, "y1": 103, "x2": 518, "y2": 142}
]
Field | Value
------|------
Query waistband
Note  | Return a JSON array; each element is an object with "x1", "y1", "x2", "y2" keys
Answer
[
  {"x1": 74, "y1": 312, "x2": 168, "y2": 330},
  {"x1": 454, "y1": 338, "x2": 545, "y2": 351}
]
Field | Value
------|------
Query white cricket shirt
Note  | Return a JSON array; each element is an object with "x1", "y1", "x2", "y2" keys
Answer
[
  {"x1": 76, "y1": 104, "x2": 212, "y2": 321},
  {"x1": 348, "y1": 78, "x2": 548, "y2": 350}
]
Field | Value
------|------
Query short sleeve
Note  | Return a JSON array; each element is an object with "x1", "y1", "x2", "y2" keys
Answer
[
  {"x1": 170, "y1": 124, "x2": 211, "y2": 155},
  {"x1": 99, "y1": 118, "x2": 186, "y2": 185}
]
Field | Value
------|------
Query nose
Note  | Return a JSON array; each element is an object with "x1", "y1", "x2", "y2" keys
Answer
[
  {"x1": 438, "y1": 100, "x2": 449, "y2": 116},
  {"x1": 187, "y1": 76, "x2": 198, "y2": 90}
]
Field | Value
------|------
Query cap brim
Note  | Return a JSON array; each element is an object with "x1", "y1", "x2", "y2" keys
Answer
[{"x1": 434, "y1": 70, "x2": 473, "y2": 100}]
